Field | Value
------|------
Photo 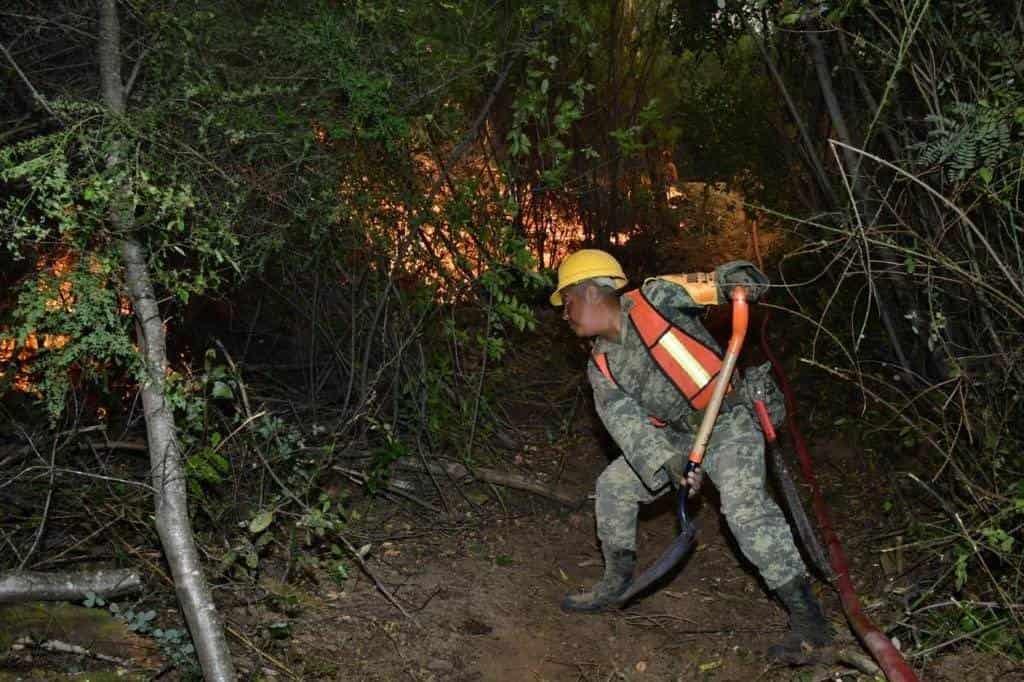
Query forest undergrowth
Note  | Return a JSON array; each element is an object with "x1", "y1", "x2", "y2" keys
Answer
[{"x1": 3, "y1": 0, "x2": 1023, "y2": 679}]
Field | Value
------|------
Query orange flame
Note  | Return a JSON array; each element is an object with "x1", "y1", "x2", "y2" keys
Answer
[{"x1": 1, "y1": 252, "x2": 84, "y2": 394}]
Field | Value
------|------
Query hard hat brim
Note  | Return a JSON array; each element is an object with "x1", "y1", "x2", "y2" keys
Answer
[{"x1": 550, "y1": 274, "x2": 627, "y2": 305}]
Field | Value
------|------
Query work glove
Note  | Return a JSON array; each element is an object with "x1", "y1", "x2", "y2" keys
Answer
[
  {"x1": 664, "y1": 453, "x2": 703, "y2": 498},
  {"x1": 715, "y1": 260, "x2": 769, "y2": 303}
]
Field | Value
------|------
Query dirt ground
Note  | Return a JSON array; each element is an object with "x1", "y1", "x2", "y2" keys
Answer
[
  {"x1": 5, "y1": 420, "x2": 1023, "y2": 682},
  {"x1": 221, "y1": 428, "x2": 1017, "y2": 681},
  {"x1": 277, "y1": 437, "x2": 801, "y2": 681}
]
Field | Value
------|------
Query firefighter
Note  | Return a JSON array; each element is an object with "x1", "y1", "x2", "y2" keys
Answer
[{"x1": 552, "y1": 248, "x2": 830, "y2": 662}]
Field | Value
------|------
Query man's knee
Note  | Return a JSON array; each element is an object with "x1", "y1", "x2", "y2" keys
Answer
[
  {"x1": 596, "y1": 459, "x2": 640, "y2": 500},
  {"x1": 719, "y1": 481, "x2": 776, "y2": 525},
  {"x1": 708, "y1": 440, "x2": 765, "y2": 491}
]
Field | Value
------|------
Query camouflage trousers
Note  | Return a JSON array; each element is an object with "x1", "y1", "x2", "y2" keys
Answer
[{"x1": 594, "y1": 405, "x2": 806, "y2": 590}]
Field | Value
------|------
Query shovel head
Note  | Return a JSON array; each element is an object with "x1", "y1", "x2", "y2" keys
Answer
[{"x1": 616, "y1": 489, "x2": 697, "y2": 606}]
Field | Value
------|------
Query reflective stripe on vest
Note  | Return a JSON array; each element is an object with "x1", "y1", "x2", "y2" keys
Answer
[{"x1": 591, "y1": 288, "x2": 729, "y2": 413}]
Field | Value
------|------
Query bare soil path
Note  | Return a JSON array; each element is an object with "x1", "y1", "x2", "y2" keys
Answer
[
  {"x1": 264, "y1": 429, "x2": 1020, "y2": 681},
  {"x1": 268, "y1": 433, "x2": 875, "y2": 681}
]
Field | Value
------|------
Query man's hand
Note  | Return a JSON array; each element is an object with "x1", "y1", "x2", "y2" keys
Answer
[
  {"x1": 684, "y1": 465, "x2": 703, "y2": 497},
  {"x1": 715, "y1": 261, "x2": 769, "y2": 303},
  {"x1": 664, "y1": 454, "x2": 704, "y2": 498}
]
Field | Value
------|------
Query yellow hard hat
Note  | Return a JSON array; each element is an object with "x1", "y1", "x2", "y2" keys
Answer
[{"x1": 550, "y1": 249, "x2": 628, "y2": 305}]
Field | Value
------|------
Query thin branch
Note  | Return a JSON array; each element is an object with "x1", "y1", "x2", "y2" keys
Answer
[
  {"x1": 123, "y1": 46, "x2": 149, "y2": 98},
  {"x1": 1, "y1": 465, "x2": 154, "y2": 492},
  {"x1": 18, "y1": 438, "x2": 57, "y2": 570},
  {"x1": 338, "y1": 533, "x2": 420, "y2": 625},
  {"x1": 0, "y1": 40, "x2": 58, "y2": 118},
  {"x1": 829, "y1": 139, "x2": 1024, "y2": 301},
  {"x1": 27, "y1": 638, "x2": 132, "y2": 667}
]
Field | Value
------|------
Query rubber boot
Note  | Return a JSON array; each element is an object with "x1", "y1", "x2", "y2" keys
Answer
[
  {"x1": 561, "y1": 547, "x2": 636, "y2": 613},
  {"x1": 767, "y1": 575, "x2": 832, "y2": 663}
]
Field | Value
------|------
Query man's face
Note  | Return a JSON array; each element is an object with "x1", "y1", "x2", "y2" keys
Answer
[{"x1": 561, "y1": 284, "x2": 601, "y2": 337}]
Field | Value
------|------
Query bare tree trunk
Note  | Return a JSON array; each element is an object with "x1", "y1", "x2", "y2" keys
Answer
[
  {"x1": 752, "y1": 27, "x2": 839, "y2": 208},
  {"x1": 836, "y1": 32, "x2": 902, "y2": 161},
  {"x1": 804, "y1": 26, "x2": 916, "y2": 380},
  {"x1": 120, "y1": 242, "x2": 236, "y2": 680},
  {"x1": 0, "y1": 569, "x2": 141, "y2": 603},
  {"x1": 805, "y1": 30, "x2": 864, "y2": 195},
  {"x1": 98, "y1": 1, "x2": 235, "y2": 679}
]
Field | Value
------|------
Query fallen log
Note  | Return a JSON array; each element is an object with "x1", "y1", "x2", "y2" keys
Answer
[
  {"x1": 79, "y1": 439, "x2": 147, "y2": 452},
  {"x1": 0, "y1": 569, "x2": 142, "y2": 604},
  {"x1": 394, "y1": 458, "x2": 584, "y2": 508},
  {"x1": 1, "y1": 602, "x2": 160, "y2": 667}
]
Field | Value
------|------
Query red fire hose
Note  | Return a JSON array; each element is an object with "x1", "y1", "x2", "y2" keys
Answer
[{"x1": 751, "y1": 223, "x2": 920, "y2": 681}]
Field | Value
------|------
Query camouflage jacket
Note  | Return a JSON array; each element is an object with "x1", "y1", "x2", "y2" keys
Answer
[{"x1": 587, "y1": 278, "x2": 727, "y2": 489}]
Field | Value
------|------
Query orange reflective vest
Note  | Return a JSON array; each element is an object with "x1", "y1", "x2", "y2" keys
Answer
[{"x1": 592, "y1": 287, "x2": 731, "y2": 421}]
